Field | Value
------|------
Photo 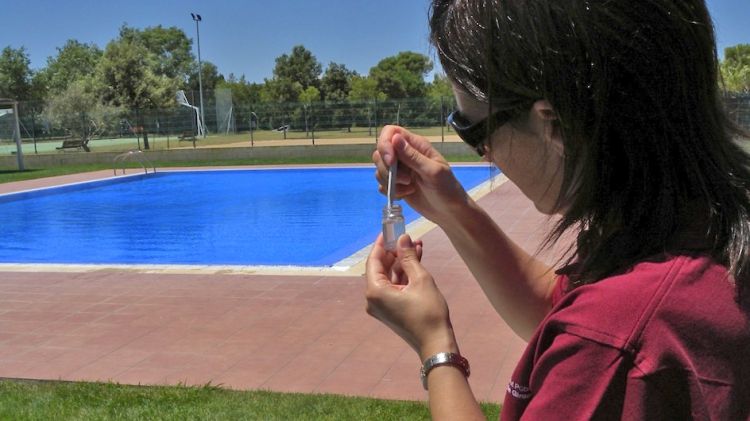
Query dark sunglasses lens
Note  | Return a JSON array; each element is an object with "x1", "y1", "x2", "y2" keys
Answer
[
  {"x1": 448, "y1": 111, "x2": 487, "y2": 157},
  {"x1": 449, "y1": 111, "x2": 471, "y2": 129}
]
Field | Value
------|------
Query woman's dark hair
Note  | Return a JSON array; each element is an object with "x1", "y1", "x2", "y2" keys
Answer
[{"x1": 430, "y1": 0, "x2": 750, "y2": 298}]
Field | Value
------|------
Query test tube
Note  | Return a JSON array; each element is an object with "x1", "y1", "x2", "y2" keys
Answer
[{"x1": 383, "y1": 203, "x2": 406, "y2": 251}]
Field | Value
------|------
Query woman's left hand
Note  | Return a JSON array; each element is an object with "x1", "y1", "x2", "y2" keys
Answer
[{"x1": 365, "y1": 234, "x2": 458, "y2": 360}]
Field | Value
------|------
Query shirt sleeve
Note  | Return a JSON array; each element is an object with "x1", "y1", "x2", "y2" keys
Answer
[{"x1": 521, "y1": 332, "x2": 629, "y2": 420}]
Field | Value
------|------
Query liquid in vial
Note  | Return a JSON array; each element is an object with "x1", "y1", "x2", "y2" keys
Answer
[{"x1": 383, "y1": 204, "x2": 406, "y2": 251}]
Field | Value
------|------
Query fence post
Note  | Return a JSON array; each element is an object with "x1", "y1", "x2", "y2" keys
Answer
[
  {"x1": 311, "y1": 102, "x2": 315, "y2": 145},
  {"x1": 31, "y1": 108, "x2": 38, "y2": 154},
  {"x1": 12, "y1": 101, "x2": 25, "y2": 171},
  {"x1": 440, "y1": 96, "x2": 445, "y2": 143},
  {"x1": 368, "y1": 101, "x2": 373, "y2": 138},
  {"x1": 166, "y1": 109, "x2": 170, "y2": 149},
  {"x1": 374, "y1": 98, "x2": 378, "y2": 143},
  {"x1": 303, "y1": 105, "x2": 309, "y2": 138},
  {"x1": 250, "y1": 111, "x2": 257, "y2": 146}
]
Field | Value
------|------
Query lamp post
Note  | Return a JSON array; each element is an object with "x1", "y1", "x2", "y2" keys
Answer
[{"x1": 191, "y1": 13, "x2": 206, "y2": 138}]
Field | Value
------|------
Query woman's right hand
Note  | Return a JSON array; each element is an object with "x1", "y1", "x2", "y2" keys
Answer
[{"x1": 373, "y1": 125, "x2": 470, "y2": 225}]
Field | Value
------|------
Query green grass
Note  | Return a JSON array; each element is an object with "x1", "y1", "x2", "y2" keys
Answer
[
  {"x1": 0, "y1": 154, "x2": 482, "y2": 184},
  {"x1": 0, "y1": 380, "x2": 501, "y2": 420}
]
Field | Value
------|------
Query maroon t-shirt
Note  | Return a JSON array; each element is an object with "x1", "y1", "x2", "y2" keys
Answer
[{"x1": 501, "y1": 255, "x2": 750, "y2": 420}]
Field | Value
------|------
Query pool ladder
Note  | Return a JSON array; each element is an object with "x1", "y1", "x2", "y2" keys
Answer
[{"x1": 113, "y1": 150, "x2": 156, "y2": 175}]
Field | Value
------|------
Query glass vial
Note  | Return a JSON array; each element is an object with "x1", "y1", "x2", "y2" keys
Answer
[{"x1": 382, "y1": 204, "x2": 406, "y2": 251}]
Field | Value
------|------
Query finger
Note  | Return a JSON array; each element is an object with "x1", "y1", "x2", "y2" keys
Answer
[
  {"x1": 396, "y1": 164, "x2": 414, "y2": 185},
  {"x1": 398, "y1": 133, "x2": 446, "y2": 162},
  {"x1": 390, "y1": 249, "x2": 413, "y2": 285},
  {"x1": 396, "y1": 234, "x2": 430, "y2": 283},
  {"x1": 370, "y1": 234, "x2": 394, "y2": 267},
  {"x1": 391, "y1": 261, "x2": 404, "y2": 285},
  {"x1": 377, "y1": 126, "x2": 401, "y2": 166},
  {"x1": 374, "y1": 169, "x2": 386, "y2": 194},
  {"x1": 389, "y1": 239, "x2": 417, "y2": 285},
  {"x1": 372, "y1": 150, "x2": 389, "y2": 181},
  {"x1": 367, "y1": 247, "x2": 397, "y2": 291},
  {"x1": 392, "y1": 134, "x2": 444, "y2": 180}
]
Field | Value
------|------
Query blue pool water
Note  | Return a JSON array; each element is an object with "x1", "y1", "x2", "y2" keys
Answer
[{"x1": 0, "y1": 166, "x2": 499, "y2": 267}]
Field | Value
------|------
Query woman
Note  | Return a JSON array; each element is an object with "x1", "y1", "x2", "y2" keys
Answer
[{"x1": 366, "y1": 0, "x2": 750, "y2": 419}]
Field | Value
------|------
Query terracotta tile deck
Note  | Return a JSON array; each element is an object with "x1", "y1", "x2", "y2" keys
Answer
[{"x1": 0, "y1": 168, "x2": 558, "y2": 403}]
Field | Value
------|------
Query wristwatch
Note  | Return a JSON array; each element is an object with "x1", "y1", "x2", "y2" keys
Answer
[{"x1": 420, "y1": 352, "x2": 470, "y2": 390}]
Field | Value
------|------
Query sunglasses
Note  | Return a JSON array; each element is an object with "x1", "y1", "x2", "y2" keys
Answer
[{"x1": 447, "y1": 109, "x2": 517, "y2": 157}]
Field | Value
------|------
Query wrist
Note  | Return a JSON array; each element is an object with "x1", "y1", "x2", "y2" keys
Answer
[
  {"x1": 432, "y1": 193, "x2": 475, "y2": 228},
  {"x1": 418, "y1": 328, "x2": 459, "y2": 362},
  {"x1": 420, "y1": 351, "x2": 471, "y2": 391},
  {"x1": 438, "y1": 197, "x2": 489, "y2": 238}
]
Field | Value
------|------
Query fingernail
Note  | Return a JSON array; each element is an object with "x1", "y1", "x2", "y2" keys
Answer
[{"x1": 383, "y1": 153, "x2": 392, "y2": 165}]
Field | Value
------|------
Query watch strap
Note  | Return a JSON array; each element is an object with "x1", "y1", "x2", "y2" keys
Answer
[{"x1": 420, "y1": 352, "x2": 470, "y2": 390}]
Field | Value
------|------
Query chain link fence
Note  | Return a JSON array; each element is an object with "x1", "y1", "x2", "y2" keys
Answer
[
  {"x1": 1, "y1": 91, "x2": 748, "y2": 156},
  {"x1": 0, "y1": 92, "x2": 459, "y2": 155},
  {"x1": 725, "y1": 93, "x2": 750, "y2": 133}
]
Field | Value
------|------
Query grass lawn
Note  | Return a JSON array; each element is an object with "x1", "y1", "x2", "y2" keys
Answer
[
  {"x1": 0, "y1": 380, "x2": 501, "y2": 420},
  {"x1": 0, "y1": 154, "x2": 482, "y2": 184}
]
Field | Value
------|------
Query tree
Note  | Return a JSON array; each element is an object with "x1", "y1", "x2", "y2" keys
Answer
[
  {"x1": 217, "y1": 75, "x2": 263, "y2": 104},
  {"x1": 261, "y1": 77, "x2": 302, "y2": 103},
  {"x1": 96, "y1": 37, "x2": 177, "y2": 148},
  {"x1": 321, "y1": 62, "x2": 357, "y2": 102},
  {"x1": 45, "y1": 77, "x2": 120, "y2": 142},
  {"x1": 187, "y1": 61, "x2": 225, "y2": 94},
  {"x1": 263, "y1": 45, "x2": 322, "y2": 103},
  {"x1": 299, "y1": 86, "x2": 321, "y2": 104},
  {"x1": 298, "y1": 86, "x2": 321, "y2": 135},
  {"x1": 369, "y1": 51, "x2": 433, "y2": 99},
  {"x1": 39, "y1": 40, "x2": 102, "y2": 95},
  {"x1": 427, "y1": 73, "x2": 454, "y2": 100},
  {"x1": 0, "y1": 46, "x2": 33, "y2": 100},
  {"x1": 97, "y1": 38, "x2": 176, "y2": 110},
  {"x1": 272, "y1": 45, "x2": 322, "y2": 91},
  {"x1": 119, "y1": 25, "x2": 194, "y2": 83},
  {"x1": 348, "y1": 76, "x2": 386, "y2": 102},
  {"x1": 721, "y1": 44, "x2": 750, "y2": 93}
]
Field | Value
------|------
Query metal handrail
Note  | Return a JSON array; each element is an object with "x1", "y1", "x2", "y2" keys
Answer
[{"x1": 113, "y1": 150, "x2": 156, "y2": 175}]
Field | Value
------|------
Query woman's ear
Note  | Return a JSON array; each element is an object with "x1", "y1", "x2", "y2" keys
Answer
[{"x1": 532, "y1": 99, "x2": 564, "y2": 156}]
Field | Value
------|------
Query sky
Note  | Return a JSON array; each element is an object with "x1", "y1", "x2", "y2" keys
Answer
[{"x1": 2, "y1": 0, "x2": 749, "y2": 84}]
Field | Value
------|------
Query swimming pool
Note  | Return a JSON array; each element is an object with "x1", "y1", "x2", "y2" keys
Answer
[{"x1": 0, "y1": 166, "x2": 500, "y2": 268}]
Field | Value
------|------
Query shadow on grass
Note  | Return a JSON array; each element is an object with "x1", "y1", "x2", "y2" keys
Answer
[{"x1": 0, "y1": 169, "x2": 42, "y2": 175}]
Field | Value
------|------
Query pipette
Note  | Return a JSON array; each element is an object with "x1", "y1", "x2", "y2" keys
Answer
[{"x1": 387, "y1": 161, "x2": 396, "y2": 208}]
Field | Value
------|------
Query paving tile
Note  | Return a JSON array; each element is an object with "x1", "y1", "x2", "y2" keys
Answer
[
  {"x1": 0, "y1": 171, "x2": 548, "y2": 407},
  {"x1": 316, "y1": 359, "x2": 390, "y2": 396},
  {"x1": 111, "y1": 366, "x2": 175, "y2": 386},
  {"x1": 66, "y1": 360, "x2": 132, "y2": 383}
]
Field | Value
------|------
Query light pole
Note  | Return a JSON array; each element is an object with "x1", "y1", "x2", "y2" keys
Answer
[{"x1": 191, "y1": 13, "x2": 206, "y2": 138}]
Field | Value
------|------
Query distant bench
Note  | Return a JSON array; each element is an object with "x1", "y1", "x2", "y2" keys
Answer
[
  {"x1": 56, "y1": 139, "x2": 90, "y2": 152},
  {"x1": 178, "y1": 131, "x2": 196, "y2": 141}
]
